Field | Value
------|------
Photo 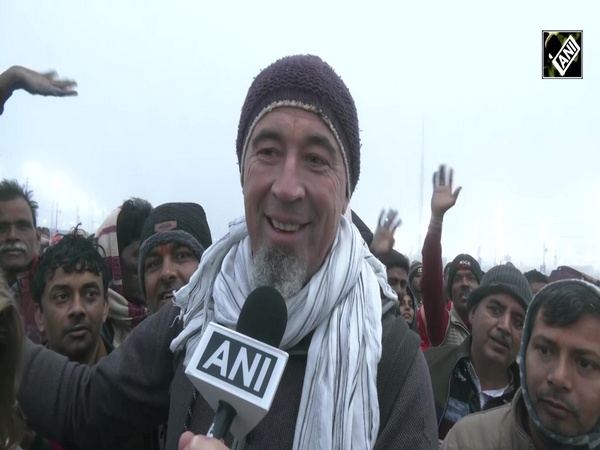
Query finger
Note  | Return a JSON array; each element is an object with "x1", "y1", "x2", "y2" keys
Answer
[
  {"x1": 179, "y1": 431, "x2": 195, "y2": 450},
  {"x1": 433, "y1": 171, "x2": 439, "y2": 188},
  {"x1": 449, "y1": 168, "x2": 454, "y2": 190},
  {"x1": 391, "y1": 216, "x2": 402, "y2": 230},
  {"x1": 386, "y1": 209, "x2": 399, "y2": 224},
  {"x1": 40, "y1": 70, "x2": 59, "y2": 80},
  {"x1": 377, "y1": 209, "x2": 385, "y2": 229},
  {"x1": 53, "y1": 89, "x2": 78, "y2": 97},
  {"x1": 52, "y1": 79, "x2": 78, "y2": 89},
  {"x1": 439, "y1": 165, "x2": 446, "y2": 186},
  {"x1": 453, "y1": 186, "x2": 462, "y2": 199}
]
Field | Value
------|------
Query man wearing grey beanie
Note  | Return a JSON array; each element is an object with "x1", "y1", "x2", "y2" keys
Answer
[{"x1": 425, "y1": 263, "x2": 532, "y2": 442}]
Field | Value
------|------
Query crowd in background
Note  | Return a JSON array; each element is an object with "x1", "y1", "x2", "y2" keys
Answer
[{"x1": 2, "y1": 59, "x2": 600, "y2": 450}]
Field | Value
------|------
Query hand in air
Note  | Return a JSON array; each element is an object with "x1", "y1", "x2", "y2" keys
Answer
[
  {"x1": 11, "y1": 66, "x2": 78, "y2": 97},
  {"x1": 430, "y1": 165, "x2": 461, "y2": 219},
  {"x1": 370, "y1": 208, "x2": 402, "y2": 256}
]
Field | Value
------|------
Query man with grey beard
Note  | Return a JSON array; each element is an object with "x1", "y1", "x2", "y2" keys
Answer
[
  {"x1": 19, "y1": 55, "x2": 438, "y2": 450},
  {"x1": 0, "y1": 179, "x2": 43, "y2": 343},
  {"x1": 252, "y1": 246, "x2": 307, "y2": 299}
]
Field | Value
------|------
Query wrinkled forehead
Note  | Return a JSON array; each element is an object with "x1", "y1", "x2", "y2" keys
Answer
[{"x1": 0, "y1": 198, "x2": 35, "y2": 223}]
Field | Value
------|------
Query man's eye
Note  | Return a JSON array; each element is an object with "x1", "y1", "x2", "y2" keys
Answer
[
  {"x1": 579, "y1": 358, "x2": 598, "y2": 371},
  {"x1": 307, "y1": 154, "x2": 328, "y2": 167},
  {"x1": 256, "y1": 148, "x2": 278, "y2": 158},
  {"x1": 536, "y1": 345, "x2": 550, "y2": 356},
  {"x1": 53, "y1": 293, "x2": 68, "y2": 302},
  {"x1": 145, "y1": 259, "x2": 160, "y2": 271},
  {"x1": 176, "y1": 251, "x2": 192, "y2": 260}
]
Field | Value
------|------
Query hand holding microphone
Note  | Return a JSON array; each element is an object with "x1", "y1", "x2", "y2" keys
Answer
[{"x1": 179, "y1": 432, "x2": 229, "y2": 450}]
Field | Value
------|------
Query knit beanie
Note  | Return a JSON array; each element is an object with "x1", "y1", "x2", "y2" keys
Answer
[
  {"x1": 466, "y1": 263, "x2": 533, "y2": 312},
  {"x1": 138, "y1": 203, "x2": 212, "y2": 298},
  {"x1": 446, "y1": 254, "x2": 483, "y2": 298},
  {"x1": 409, "y1": 262, "x2": 423, "y2": 285},
  {"x1": 236, "y1": 54, "x2": 361, "y2": 198},
  {"x1": 519, "y1": 279, "x2": 600, "y2": 449}
]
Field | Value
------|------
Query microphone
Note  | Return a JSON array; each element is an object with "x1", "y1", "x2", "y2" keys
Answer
[{"x1": 185, "y1": 286, "x2": 288, "y2": 442}]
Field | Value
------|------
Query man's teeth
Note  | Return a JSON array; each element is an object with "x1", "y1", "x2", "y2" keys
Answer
[{"x1": 272, "y1": 219, "x2": 300, "y2": 232}]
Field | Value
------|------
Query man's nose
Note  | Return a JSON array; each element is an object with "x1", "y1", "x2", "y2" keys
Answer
[{"x1": 271, "y1": 155, "x2": 305, "y2": 202}]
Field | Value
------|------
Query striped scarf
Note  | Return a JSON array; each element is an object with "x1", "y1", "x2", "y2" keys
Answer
[
  {"x1": 170, "y1": 215, "x2": 396, "y2": 449},
  {"x1": 96, "y1": 207, "x2": 148, "y2": 347}
]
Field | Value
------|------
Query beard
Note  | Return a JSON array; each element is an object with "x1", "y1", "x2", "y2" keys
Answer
[{"x1": 252, "y1": 245, "x2": 308, "y2": 299}]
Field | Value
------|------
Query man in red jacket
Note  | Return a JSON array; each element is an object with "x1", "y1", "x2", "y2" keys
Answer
[{"x1": 417, "y1": 165, "x2": 482, "y2": 350}]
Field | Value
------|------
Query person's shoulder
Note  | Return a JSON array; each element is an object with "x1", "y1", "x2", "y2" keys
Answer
[
  {"x1": 443, "y1": 403, "x2": 513, "y2": 449},
  {"x1": 423, "y1": 342, "x2": 460, "y2": 365}
]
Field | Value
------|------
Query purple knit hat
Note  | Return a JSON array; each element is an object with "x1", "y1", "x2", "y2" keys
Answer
[{"x1": 236, "y1": 54, "x2": 361, "y2": 197}]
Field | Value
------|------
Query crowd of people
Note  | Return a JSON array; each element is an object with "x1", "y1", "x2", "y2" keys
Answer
[{"x1": 2, "y1": 55, "x2": 600, "y2": 450}]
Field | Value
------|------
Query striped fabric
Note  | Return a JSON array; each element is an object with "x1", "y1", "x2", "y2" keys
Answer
[
  {"x1": 96, "y1": 207, "x2": 148, "y2": 347},
  {"x1": 171, "y1": 215, "x2": 398, "y2": 450}
]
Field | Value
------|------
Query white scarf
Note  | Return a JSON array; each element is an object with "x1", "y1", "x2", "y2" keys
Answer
[{"x1": 170, "y1": 215, "x2": 397, "y2": 449}]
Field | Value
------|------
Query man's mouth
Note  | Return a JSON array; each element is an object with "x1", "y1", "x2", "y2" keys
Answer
[
  {"x1": 489, "y1": 335, "x2": 509, "y2": 350},
  {"x1": 270, "y1": 218, "x2": 302, "y2": 232},
  {"x1": 66, "y1": 325, "x2": 89, "y2": 338},
  {"x1": 160, "y1": 291, "x2": 176, "y2": 301},
  {"x1": 539, "y1": 397, "x2": 575, "y2": 418}
]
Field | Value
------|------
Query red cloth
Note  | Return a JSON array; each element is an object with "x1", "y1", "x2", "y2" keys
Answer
[
  {"x1": 418, "y1": 224, "x2": 450, "y2": 349},
  {"x1": 15, "y1": 255, "x2": 43, "y2": 344}
]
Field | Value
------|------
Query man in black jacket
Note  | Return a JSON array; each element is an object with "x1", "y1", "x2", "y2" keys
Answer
[{"x1": 18, "y1": 55, "x2": 438, "y2": 450}]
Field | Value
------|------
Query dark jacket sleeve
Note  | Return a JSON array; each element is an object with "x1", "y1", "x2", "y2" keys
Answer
[
  {"x1": 18, "y1": 302, "x2": 182, "y2": 449},
  {"x1": 421, "y1": 223, "x2": 449, "y2": 347},
  {"x1": 374, "y1": 350, "x2": 439, "y2": 450}
]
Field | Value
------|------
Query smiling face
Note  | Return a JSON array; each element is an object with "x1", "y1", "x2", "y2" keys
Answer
[
  {"x1": 242, "y1": 107, "x2": 349, "y2": 286},
  {"x1": 35, "y1": 267, "x2": 109, "y2": 365},
  {"x1": 143, "y1": 242, "x2": 200, "y2": 313},
  {"x1": 0, "y1": 198, "x2": 39, "y2": 276},
  {"x1": 469, "y1": 292, "x2": 525, "y2": 370},
  {"x1": 526, "y1": 313, "x2": 600, "y2": 437}
]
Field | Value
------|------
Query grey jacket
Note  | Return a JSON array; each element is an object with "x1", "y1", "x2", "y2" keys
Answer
[{"x1": 19, "y1": 302, "x2": 438, "y2": 449}]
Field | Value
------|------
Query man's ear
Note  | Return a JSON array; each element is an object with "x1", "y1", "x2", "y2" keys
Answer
[
  {"x1": 468, "y1": 306, "x2": 476, "y2": 324},
  {"x1": 34, "y1": 304, "x2": 45, "y2": 334}
]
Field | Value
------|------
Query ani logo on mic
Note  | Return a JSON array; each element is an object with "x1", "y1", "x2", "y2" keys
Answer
[
  {"x1": 542, "y1": 30, "x2": 583, "y2": 79},
  {"x1": 198, "y1": 329, "x2": 277, "y2": 397}
]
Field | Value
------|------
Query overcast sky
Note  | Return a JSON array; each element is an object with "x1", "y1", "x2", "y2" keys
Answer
[{"x1": 1, "y1": 0, "x2": 598, "y2": 275}]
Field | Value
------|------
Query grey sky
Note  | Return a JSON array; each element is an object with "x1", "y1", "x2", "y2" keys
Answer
[{"x1": 1, "y1": 0, "x2": 598, "y2": 275}]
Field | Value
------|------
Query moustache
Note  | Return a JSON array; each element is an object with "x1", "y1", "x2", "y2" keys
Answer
[
  {"x1": 63, "y1": 321, "x2": 91, "y2": 336},
  {"x1": 490, "y1": 331, "x2": 510, "y2": 348},
  {"x1": 0, "y1": 242, "x2": 27, "y2": 252},
  {"x1": 536, "y1": 387, "x2": 580, "y2": 417}
]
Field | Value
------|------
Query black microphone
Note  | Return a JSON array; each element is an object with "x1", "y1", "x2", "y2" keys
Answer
[{"x1": 185, "y1": 286, "x2": 288, "y2": 442}]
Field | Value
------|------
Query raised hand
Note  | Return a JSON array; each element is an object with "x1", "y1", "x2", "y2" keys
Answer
[
  {"x1": 12, "y1": 66, "x2": 78, "y2": 97},
  {"x1": 370, "y1": 208, "x2": 402, "y2": 256},
  {"x1": 430, "y1": 165, "x2": 461, "y2": 219}
]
